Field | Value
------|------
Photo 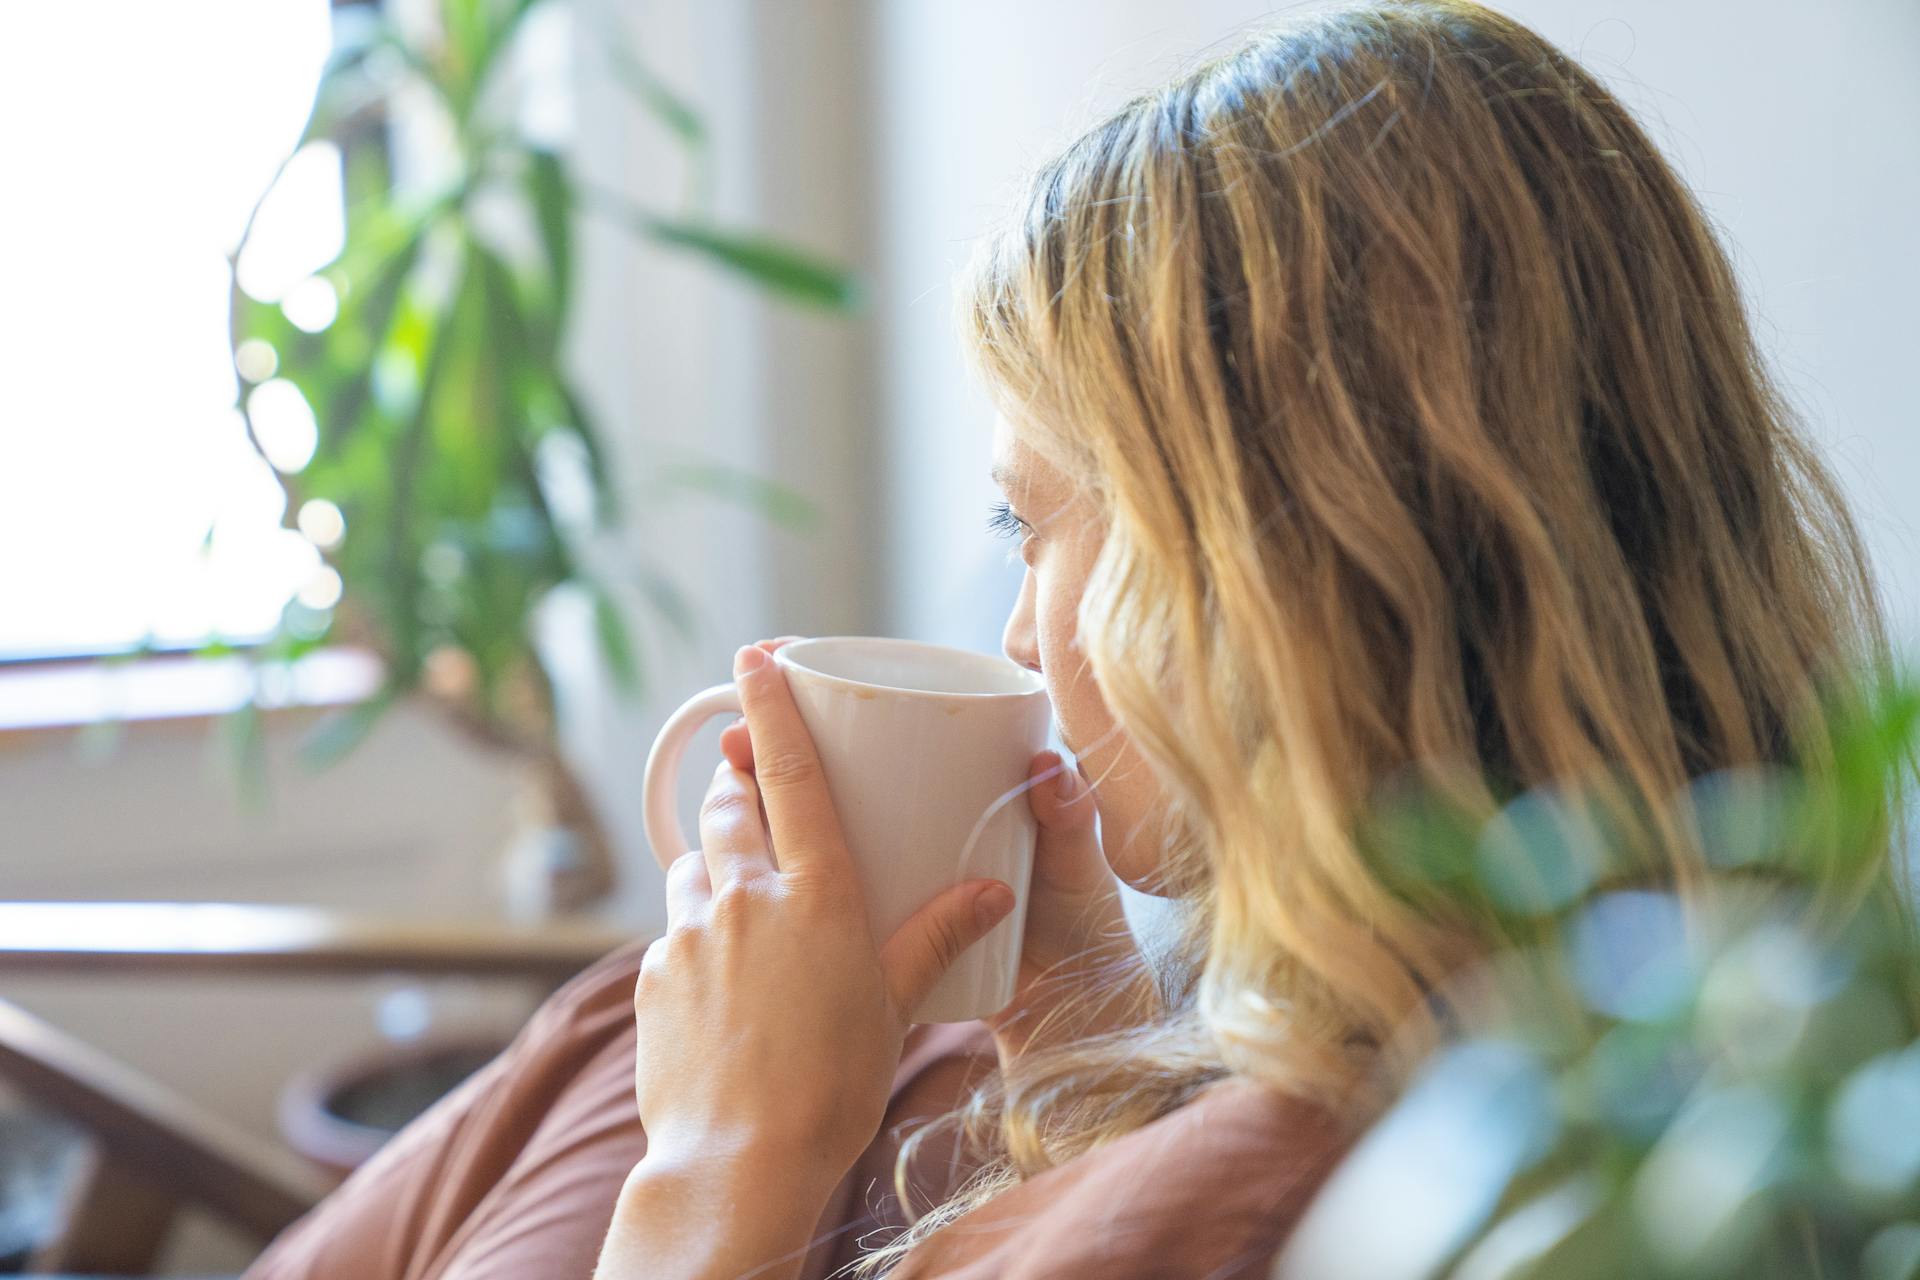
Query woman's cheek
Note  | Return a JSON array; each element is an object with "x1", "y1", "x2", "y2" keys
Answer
[{"x1": 1036, "y1": 562, "x2": 1110, "y2": 761}]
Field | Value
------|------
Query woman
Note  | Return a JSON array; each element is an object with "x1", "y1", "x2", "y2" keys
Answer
[
  {"x1": 252, "y1": 2, "x2": 1899, "y2": 1277},
  {"x1": 595, "y1": 0, "x2": 1899, "y2": 1273}
]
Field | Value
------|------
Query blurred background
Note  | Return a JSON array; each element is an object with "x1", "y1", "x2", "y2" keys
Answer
[{"x1": 0, "y1": 0, "x2": 1912, "y2": 1271}]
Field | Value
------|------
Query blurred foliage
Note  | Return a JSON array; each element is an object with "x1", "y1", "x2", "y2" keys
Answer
[
  {"x1": 1284, "y1": 670, "x2": 1920, "y2": 1280},
  {"x1": 227, "y1": 0, "x2": 857, "y2": 761}
]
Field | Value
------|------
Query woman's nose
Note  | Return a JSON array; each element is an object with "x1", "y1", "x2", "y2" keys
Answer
[{"x1": 1002, "y1": 573, "x2": 1042, "y2": 673}]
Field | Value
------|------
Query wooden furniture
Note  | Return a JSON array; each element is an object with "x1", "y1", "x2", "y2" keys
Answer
[
  {"x1": 0, "y1": 902, "x2": 632, "y2": 985},
  {"x1": 0, "y1": 901, "x2": 634, "y2": 1275}
]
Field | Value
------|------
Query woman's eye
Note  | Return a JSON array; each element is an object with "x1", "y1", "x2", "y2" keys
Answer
[
  {"x1": 986, "y1": 499, "x2": 1032, "y2": 541},
  {"x1": 986, "y1": 500, "x2": 1036, "y2": 567}
]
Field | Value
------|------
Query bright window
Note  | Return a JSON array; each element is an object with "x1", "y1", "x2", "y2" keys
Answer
[{"x1": 0, "y1": 2, "x2": 341, "y2": 658}]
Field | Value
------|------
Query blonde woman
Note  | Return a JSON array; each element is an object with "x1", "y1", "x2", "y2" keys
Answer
[
  {"x1": 249, "y1": 3, "x2": 1898, "y2": 1278},
  {"x1": 594, "y1": 0, "x2": 1901, "y2": 1270}
]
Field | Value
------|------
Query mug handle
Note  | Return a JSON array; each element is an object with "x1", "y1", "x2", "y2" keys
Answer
[{"x1": 641, "y1": 683, "x2": 744, "y2": 869}]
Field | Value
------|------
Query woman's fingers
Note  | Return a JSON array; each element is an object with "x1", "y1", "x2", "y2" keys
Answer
[
  {"x1": 1029, "y1": 751, "x2": 1095, "y2": 829},
  {"x1": 1027, "y1": 751, "x2": 1111, "y2": 895},
  {"x1": 664, "y1": 849, "x2": 712, "y2": 928},
  {"x1": 719, "y1": 717, "x2": 752, "y2": 771},
  {"x1": 879, "y1": 878, "x2": 1016, "y2": 1015},
  {"x1": 985, "y1": 750, "x2": 1145, "y2": 1058},
  {"x1": 698, "y1": 761, "x2": 777, "y2": 884},
  {"x1": 732, "y1": 645, "x2": 850, "y2": 884},
  {"x1": 718, "y1": 632, "x2": 801, "y2": 772}
]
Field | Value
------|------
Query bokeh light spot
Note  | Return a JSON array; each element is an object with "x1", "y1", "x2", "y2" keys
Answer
[
  {"x1": 1569, "y1": 891, "x2": 1694, "y2": 1022},
  {"x1": 1830, "y1": 1044, "x2": 1920, "y2": 1196},
  {"x1": 1277, "y1": 1040, "x2": 1555, "y2": 1279},
  {"x1": 422, "y1": 541, "x2": 466, "y2": 585},
  {"x1": 281, "y1": 274, "x2": 338, "y2": 332},
  {"x1": 1474, "y1": 788, "x2": 1605, "y2": 916},
  {"x1": 1697, "y1": 922, "x2": 1841, "y2": 1071},
  {"x1": 1688, "y1": 766, "x2": 1807, "y2": 870},
  {"x1": 247, "y1": 378, "x2": 318, "y2": 473},
  {"x1": 295, "y1": 564, "x2": 343, "y2": 611},
  {"x1": 296, "y1": 497, "x2": 345, "y2": 549},
  {"x1": 1633, "y1": 1086, "x2": 1787, "y2": 1269},
  {"x1": 234, "y1": 141, "x2": 345, "y2": 302},
  {"x1": 1864, "y1": 1222, "x2": 1920, "y2": 1280},
  {"x1": 233, "y1": 337, "x2": 278, "y2": 382}
]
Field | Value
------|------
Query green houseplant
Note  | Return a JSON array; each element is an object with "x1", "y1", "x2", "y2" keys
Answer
[
  {"x1": 1279, "y1": 669, "x2": 1920, "y2": 1280},
  {"x1": 225, "y1": 0, "x2": 858, "y2": 903}
]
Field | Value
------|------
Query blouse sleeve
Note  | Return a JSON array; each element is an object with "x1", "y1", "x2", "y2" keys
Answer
[{"x1": 885, "y1": 1080, "x2": 1349, "y2": 1280}]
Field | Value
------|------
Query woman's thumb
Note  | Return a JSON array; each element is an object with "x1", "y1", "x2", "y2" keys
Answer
[{"x1": 880, "y1": 879, "x2": 1016, "y2": 1015}]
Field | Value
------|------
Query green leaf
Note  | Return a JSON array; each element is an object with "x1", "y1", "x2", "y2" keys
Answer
[
  {"x1": 557, "y1": 378, "x2": 620, "y2": 522},
  {"x1": 631, "y1": 213, "x2": 862, "y2": 310},
  {"x1": 467, "y1": 243, "x2": 571, "y2": 584},
  {"x1": 576, "y1": 185, "x2": 860, "y2": 308},
  {"x1": 310, "y1": 218, "x2": 432, "y2": 455},
  {"x1": 590, "y1": 582, "x2": 642, "y2": 696},
  {"x1": 524, "y1": 149, "x2": 573, "y2": 345},
  {"x1": 605, "y1": 30, "x2": 705, "y2": 149},
  {"x1": 430, "y1": 236, "x2": 513, "y2": 520},
  {"x1": 440, "y1": 0, "x2": 488, "y2": 111},
  {"x1": 466, "y1": 0, "x2": 546, "y2": 111},
  {"x1": 300, "y1": 692, "x2": 395, "y2": 770},
  {"x1": 391, "y1": 36, "x2": 461, "y2": 121},
  {"x1": 658, "y1": 460, "x2": 818, "y2": 530},
  {"x1": 449, "y1": 546, "x2": 541, "y2": 716},
  {"x1": 220, "y1": 689, "x2": 269, "y2": 811},
  {"x1": 382, "y1": 249, "x2": 466, "y2": 687},
  {"x1": 636, "y1": 562, "x2": 699, "y2": 645},
  {"x1": 470, "y1": 237, "x2": 553, "y2": 445}
]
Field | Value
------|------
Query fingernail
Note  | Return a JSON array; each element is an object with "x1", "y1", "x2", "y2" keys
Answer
[
  {"x1": 976, "y1": 883, "x2": 1015, "y2": 929},
  {"x1": 734, "y1": 645, "x2": 768, "y2": 676}
]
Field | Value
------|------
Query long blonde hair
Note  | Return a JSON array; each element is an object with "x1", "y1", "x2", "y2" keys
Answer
[{"x1": 855, "y1": 1, "x2": 1894, "y2": 1269}]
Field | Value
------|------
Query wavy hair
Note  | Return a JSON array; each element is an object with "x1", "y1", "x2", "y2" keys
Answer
[{"x1": 852, "y1": 1, "x2": 1895, "y2": 1271}]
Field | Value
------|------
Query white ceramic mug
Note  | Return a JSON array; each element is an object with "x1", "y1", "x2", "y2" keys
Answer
[{"x1": 642, "y1": 636, "x2": 1052, "y2": 1023}]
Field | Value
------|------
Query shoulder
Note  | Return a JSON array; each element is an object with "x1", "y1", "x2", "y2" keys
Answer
[{"x1": 891, "y1": 1077, "x2": 1351, "y2": 1280}]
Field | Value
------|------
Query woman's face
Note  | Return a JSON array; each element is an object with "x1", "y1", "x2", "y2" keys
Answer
[{"x1": 991, "y1": 417, "x2": 1174, "y2": 893}]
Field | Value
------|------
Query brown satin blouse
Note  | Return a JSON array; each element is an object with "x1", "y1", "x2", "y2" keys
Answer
[{"x1": 244, "y1": 938, "x2": 1347, "y2": 1280}]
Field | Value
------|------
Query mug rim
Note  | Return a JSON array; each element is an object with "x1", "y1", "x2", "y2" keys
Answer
[{"x1": 772, "y1": 635, "x2": 1046, "y2": 700}]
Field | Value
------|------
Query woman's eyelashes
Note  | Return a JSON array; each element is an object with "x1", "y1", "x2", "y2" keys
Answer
[
  {"x1": 987, "y1": 499, "x2": 1035, "y2": 564},
  {"x1": 987, "y1": 498, "x2": 1032, "y2": 538}
]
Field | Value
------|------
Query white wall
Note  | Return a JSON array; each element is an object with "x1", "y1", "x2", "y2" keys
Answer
[{"x1": 871, "y1": 0, "x2": 1920, "y2": 657}]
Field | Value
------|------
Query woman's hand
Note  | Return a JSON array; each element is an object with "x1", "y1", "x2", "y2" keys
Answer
[
  {"x1": 629, "y1": 641, "x2": 1017, "y2": 1188},
  {"x1": 720, "y1": 641, "x2": 1157, "y2": 1068},
  {"x1": 977, "y1": 750, "x2": 1157, "y2": 1060}
]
